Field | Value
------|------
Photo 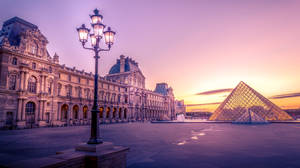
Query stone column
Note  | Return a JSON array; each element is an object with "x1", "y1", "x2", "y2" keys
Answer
[
  {"x1": 17, "y1": 98, "x2": 22, "y2": 121},
  {"x1": 88, "y1": 105, "x2": 92, "y2": 120},
  {"x1": 57, "y1": 102, "x2": 61, "y2": 120},
  {"x1": 118, "y1": 107, "x2": 121, "y2": 120},
  {"x1": 103, "y1": 105, "x2": 107, "y2": 120},
  {"x1": 38, "y1": 101, "x2": 42, "y2": 121},
  {"x1": 42, "y1": 101, "x2": 46, "y2": 121},
  {"x1": 19, "y1": 71, "x2": 24, "y2": 91},
  {"x1": 23, "y1": 72, "x2": 28, "y2": 91},
  {"x1": 21, "y1": 99, "x2": 26, "y2": 121},
  {"x1": 44, "y1": 76, "x2": 47, "y2": 93},
  {"x1": 79, "y1": 104, "x2": 83, "y2": 124},
  {"x1": 120, "y1": 107, "x2": 124, "y2": 120},
  {"x1": 39, "y1": 75, "x2": 43, "y2": 93},
  {"x1": 109, "y1": 106, "x2": 113, "y2": 122}
]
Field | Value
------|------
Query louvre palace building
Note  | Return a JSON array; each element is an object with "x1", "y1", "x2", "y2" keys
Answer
[{"x1": 0, "y1": 17, "x2": 184, "y2": 129}]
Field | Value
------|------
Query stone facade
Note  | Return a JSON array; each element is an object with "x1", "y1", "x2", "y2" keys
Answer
[{"x1": 0, "y1": 17, "x2": 182, "y2": 129}]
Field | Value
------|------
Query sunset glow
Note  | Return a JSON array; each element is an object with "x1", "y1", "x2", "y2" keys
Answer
[{"x1": 1, "y1": 0, "x2": 300, "y2": 112}]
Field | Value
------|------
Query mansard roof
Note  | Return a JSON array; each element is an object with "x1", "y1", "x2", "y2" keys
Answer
[
  {"x1": 3, "y1": 17, "x2": 38, "y2": 29},
  {"x1": 154, "y1": 83, "x2": 169, "y2": 96},
  {"x1": 109, "y1": 55, "x2": 142, "y2": 75},
  {"x1": 1, "y1": 17, "x2": 39, "y2": 46},
  {"x1": 109, "y1": 59, "x2": 130, "y2": 74}
]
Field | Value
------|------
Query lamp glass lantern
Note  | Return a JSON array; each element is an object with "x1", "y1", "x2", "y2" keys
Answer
[
  {"x1": 90, "y1": 9, "x2": 103, "y2": 24},
  {"x1": 77, "y1": 24, "x2": 90, "y2": 43},
  {"x1": 92, "y1": 23, "x2": 105, "y2": 38},
  {"x1": 90, "y1": 34, "x2": 97, "y2": 47},
  {"x1": 104, "y1": 27, "x2": 116, "y2": 47}
]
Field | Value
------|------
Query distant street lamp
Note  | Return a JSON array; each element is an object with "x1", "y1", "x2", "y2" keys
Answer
[{"x1": 76, "y1": 9, "x2": 116, "y2": 144}]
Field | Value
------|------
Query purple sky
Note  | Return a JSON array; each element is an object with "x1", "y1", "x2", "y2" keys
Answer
[{"x1": 1, "y1": 0, "x2": 300, "y2": 110}]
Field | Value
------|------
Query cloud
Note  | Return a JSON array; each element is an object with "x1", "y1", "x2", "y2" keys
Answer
[
  {"x1": 269, "y1": 92, "x2": 300, "y2": 99},
  {"x1": 186, "y1": 102, "x2": 222, "y2": 106},
  {"x1": 195, "y1": 88, "x2": 233, "y2": 96}
]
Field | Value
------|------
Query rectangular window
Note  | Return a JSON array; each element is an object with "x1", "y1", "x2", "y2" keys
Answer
[
  {"x1": 12, "y1": 57, "x2": 17, "y2": 65},
  {"x1": 32, "y1": 62, "x2": 36, "y2": 69}
]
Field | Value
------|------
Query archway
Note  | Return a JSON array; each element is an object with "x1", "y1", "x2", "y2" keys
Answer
[
  {"x1": 73, "y1": 105, "x2": 79, "y2": 120},
  {"x1": 83, "y1": 106, "x2": 88, "y2": 119},
  {"x1": 25, "y1": 102, "x2": 35, "y2": 128},
  {"x1": 99, "y1": 107, "x2": 104, "y2": 118},
  {"x1": 106, "y1": 107, "x2": 110, "y2": 119},
  {"x1": 124, "y1": 108, "x2": 127, "y2": 119},
  {"x1": 6, "y1": 112, "x2": 13, "y2": 128},
  {"x1": 113, "y1": 107, "x2": 117, "y2": 118},
  {"x1": 119, "y1": 108, "x2": 122, "y2": 119},
  {"x1": 61, "y1": 104, "x2": 68, "y2": 121}
]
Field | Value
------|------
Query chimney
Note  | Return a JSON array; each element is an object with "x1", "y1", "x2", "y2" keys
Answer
[
  {"x1": 120, "y1": 55, "x2": 125, "y2": 73},
  {"x1": 53, "y1": 53, "x2": 59, "y2": 64}
]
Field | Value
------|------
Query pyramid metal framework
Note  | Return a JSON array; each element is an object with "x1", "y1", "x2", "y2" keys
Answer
[
  {"x1": 233, "y1": 109, "x2": 268, "y2": 124},
  {"x1": 209, "y1": 81, "x2": 293, "y2": 121}
]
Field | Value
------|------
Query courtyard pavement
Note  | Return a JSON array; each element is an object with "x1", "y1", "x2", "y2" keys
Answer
[{"x1": 1, "y1": 123, "x2": 300, "y2": 168}]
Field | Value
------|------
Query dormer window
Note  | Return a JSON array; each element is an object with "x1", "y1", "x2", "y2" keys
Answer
[
  {"x1": 12, "y1": 57, "x2": 17, "y2": 65},
  {"x1": 31, "y1": 44, "x2": 37, "y2": 55},
  {"x1": 32, "y1": 62, "x2": 36, "y2": 69}
]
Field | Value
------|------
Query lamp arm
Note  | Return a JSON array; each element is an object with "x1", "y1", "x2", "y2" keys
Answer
[
  {"x1": 82, "y1": 43, "x2": 94, "y2": 50},
  {"x1": 99, "y1": 47, "x2": 111, "y2": 52}
]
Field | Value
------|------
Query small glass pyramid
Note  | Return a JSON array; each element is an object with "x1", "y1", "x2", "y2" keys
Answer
[{"x1": 209, "y1": 81, "x2": 293, "y2": 121}]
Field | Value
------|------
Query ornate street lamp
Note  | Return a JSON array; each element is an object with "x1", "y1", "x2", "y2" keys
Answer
[{"x1": 77, "y1": 9, "x2": 116, "y2": 144}]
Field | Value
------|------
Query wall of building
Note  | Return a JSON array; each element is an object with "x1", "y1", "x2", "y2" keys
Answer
[{"x1": 0, "y1": 17, "x2": 181, "y2": 129}]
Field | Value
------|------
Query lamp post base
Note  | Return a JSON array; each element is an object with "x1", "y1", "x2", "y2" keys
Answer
[
  {"x1": 76, "y1": 141, "x2": 113, "y2": 152},
  {"x1": 8, "y1": 142, "x2": 129, "y2": 168},
  {"x1": 87, "y1": 138, "x2": 103, "y2": 144}
]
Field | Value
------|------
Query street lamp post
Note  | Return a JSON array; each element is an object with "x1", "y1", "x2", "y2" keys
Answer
[{"x1": 76, "y1": 9, "x2": 116, "y2": 144}]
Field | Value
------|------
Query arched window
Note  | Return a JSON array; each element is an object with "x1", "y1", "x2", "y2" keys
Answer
[
  {"x1": 12, "y1": 57, "x2": 17, "y2": 65},
  {"x1": 28, "y1": 76, "x2": 37, "y2": 93},
  {"x1": 9, "y1": 74, "x2": 17, "y2": 90}
]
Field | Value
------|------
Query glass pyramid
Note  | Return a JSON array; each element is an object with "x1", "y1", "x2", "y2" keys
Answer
[
  {"x1": 209, "y1": 81, "x2": 294, "y2": 121},
  {"x1": 233, "y1": 109, "x2": 269, "y2": 124}
]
